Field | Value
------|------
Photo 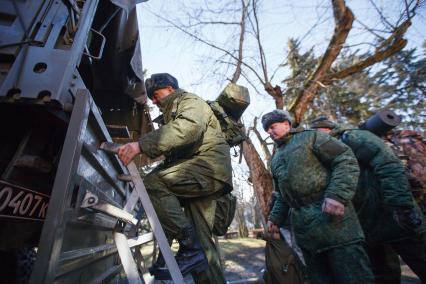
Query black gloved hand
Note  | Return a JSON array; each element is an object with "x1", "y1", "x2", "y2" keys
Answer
[{"x1": 393, "y1": 208, "x2": 422, "y2": 230}]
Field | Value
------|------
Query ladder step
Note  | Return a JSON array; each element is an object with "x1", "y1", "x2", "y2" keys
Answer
[
  {"x1": 99, "y1": 142, "x2": 186, "y2": 284},
  {"x1": 128, "y1": 232, "x2": 154, "y2": 247},
  {"x1": 118, "y1": 174, "x2": 133, "y2": 182},
  {"x1": 59, "y1": 232, "x2": 154, "y2": 263},
  {"x1": 58, "y1": 233, "x2": 154, "y2": 278},
  {"x1": 88, "y1": 264, "x2": 122, "y2": 284},
  {"x1": 81, "y1": 191, "x2": 138, "y2": 225}
]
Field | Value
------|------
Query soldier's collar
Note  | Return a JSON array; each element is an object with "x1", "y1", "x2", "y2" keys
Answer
[
  {"x1": 275, "y1": 128, "x2": 303, "y2": 146},
  {"x1": 157, "y1": 89, "x2": 185, "y2": 109},
  {"x1": 329, "y1": 124, "x2": 355, "y2": 137},
  {"x1": 290, "y1": 126, "x2": 304, "y2": 133}
]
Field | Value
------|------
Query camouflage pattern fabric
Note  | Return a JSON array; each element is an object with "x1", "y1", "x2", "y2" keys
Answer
[
  {"x1": 269, "y1": 130, "x2": 365, "y2": 252},
  {"x1": 140, "y1": 89, "x2": 232, "y2": 283},
  {"x1": 301, "y1": 244, "x2": 374, "y2": 284},
  {"x1": 384, "y1": 130, "x2": 426, "y2": 214},
  {"x1": 139, "y1": 89, "x2": 232, "y2": 186},
  {"x1": 184, "y1": 196, "x2": 225, "y2": 284},
  {"x1": 269, "y1": 130, "x2": 373, "y2": 283},
  {"x1": 330, "y1": 125, "x2": 426, "y2": 283},
  {"x1": 330, "y1": 125, "x2": 426, "y2": 243}
]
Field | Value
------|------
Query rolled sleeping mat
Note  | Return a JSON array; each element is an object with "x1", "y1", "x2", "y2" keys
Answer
[{"x1": 360, "y1": 109, "x2": 401, "y2": 136}]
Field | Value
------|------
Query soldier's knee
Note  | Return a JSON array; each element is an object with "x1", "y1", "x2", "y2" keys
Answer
[
  {"x1": 144, "y1": 173, "x2": 162, "y2": 191},
  {"x1": 143, "y1": 172, "x2": 171, "y2": 197}
]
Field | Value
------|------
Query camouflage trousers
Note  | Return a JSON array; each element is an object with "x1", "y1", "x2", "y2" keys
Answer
[
  {"x1": 144, "y1": 169, "x2": 226, "y2": 284},
  {"x1": 367, "y1": 233, "x2": 426, "y2": 283},
  {"x1": 301, "y1": 242, "x2": 374, "y2": 284}
]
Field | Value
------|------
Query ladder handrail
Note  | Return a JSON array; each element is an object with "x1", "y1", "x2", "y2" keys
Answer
[{"x1": 101, "y1": 142, "x2": 185, "y2": 284}]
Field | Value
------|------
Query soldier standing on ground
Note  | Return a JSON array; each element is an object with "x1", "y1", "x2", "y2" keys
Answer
[
  {"x1": 262, "y1": 109, "x2": 374, "y2": 284},
  {"x1": 384, "y1": 129, "x2": 426, "y2": 214},
  {"x1": 117, "y1": 73, "x2": 232, "y2": 283},
  {"x1": 310, "y1": 116, "x2": 426, "y2": 283}
]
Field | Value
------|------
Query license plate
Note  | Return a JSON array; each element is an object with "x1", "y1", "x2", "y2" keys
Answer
[{"x1": 0, "y1": 180, "x2": 50, "y2": 221}]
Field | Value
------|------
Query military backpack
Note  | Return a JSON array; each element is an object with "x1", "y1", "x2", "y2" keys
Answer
[
  {"x1": 263, "y1": 237, "x2": 305, "y2": 284},
  {"x1": 156, "y1": 83, "x2": 250, "y2": 147},
  {"x1": 208, "y1": 83, "x2": 250, "y2": 147},
  {"x1": 212, "y1": 193, "x2": 237, "y2": 236}
]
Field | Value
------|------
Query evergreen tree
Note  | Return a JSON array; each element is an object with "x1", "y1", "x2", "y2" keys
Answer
[{"x1": 283, "y1": 40, "x2": 426, "y2": 130}]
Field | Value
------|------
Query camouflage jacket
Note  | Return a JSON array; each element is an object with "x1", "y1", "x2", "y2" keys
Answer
[
  {"x1": 331, "y1": 125, "x2": 426, "y2": 244},
  {"x1": 139, "y1": 89, "x2": 232, "y2": 189},
  {"x1": 384, "y1": 130, "x2": 426, "y2": 213},
  {"x1": 269, "y1": 130, "x2": 364, "y2": 254}
]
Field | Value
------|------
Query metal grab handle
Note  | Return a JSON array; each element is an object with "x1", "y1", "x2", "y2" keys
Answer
[
  {"x1": 84, "y1": 28, "x2": 106, "y2": 60},
  {"x1": 99, "y1": 142, "x2": 122, "y2": 154}
]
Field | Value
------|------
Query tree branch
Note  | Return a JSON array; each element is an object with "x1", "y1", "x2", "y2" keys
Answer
[
  {"x1": 324, "y1": 19, "x2": 411, "y2": 83},
  {"x1": 250, "y1": 117, "x2": 272, "y2": 167},
  {"x1": 290, "y1": 0, "x2": 354, "y2": 124},
  {"x1": 145, "y1": 7, "x2": 267, "y2": 85},
  {"x1": 231, "y1": 0, "x2": 249, "y2": 83},
  {"x1": 250, "y1": 0, "x2": 268, "y2": 83}
]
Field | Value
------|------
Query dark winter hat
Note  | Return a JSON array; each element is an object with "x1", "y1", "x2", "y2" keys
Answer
[
  {"x1": 145, "y1": 73, "x2": 179, "y2": 99},
  {"x1": 310, "y1": 116, "x2": 336, "y2": 129},
  {"x1": 261, "y1": 109, "x2": 293, "y2": 131}
]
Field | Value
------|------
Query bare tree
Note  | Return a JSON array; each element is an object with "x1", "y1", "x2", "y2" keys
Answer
[{"x1": 144, "y1": 0, "x2": 423, "y2": 217}]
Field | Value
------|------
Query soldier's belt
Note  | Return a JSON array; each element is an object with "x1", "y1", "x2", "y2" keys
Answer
[{"x1": 288, "y1": 191, "x2": 324, "y2": 209}]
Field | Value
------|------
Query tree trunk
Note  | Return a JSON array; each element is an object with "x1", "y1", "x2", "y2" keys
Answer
[
  {"x1": 237, "y1": 206, "x2": 249, "y2": 238},
  {"x1": 242, "y1": 137, "x2": 274, "y2": 220}
]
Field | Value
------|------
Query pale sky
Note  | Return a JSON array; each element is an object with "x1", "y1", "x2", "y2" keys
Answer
[
  {"x1": 136, "y1": 0, "x2": 425, "y2": 120},
  {"x1": 135, "y1": 0, "x2": 425, "y2": 199}
]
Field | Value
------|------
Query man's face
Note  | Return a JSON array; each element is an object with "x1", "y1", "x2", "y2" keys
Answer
[
  {"x1": 151, "y1": 86, "x2": 174, "y2": 106},
  {"x1": 267, "y1": 121, "x2": 291, "y2": 141},
  {"x1": 316, "y1": 127, "x2": 332, "y2": 134}
]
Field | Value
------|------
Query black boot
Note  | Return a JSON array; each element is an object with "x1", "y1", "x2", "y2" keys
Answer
[
  {"x1": 175, "y1": 225, "x2": 208, "y2": 275},
  {"x1": 148, "y1": 252, "x2": 165, "y2": 276},
  {"x1": 150, "y1": 226, "x2": 208, "y2": 280}
]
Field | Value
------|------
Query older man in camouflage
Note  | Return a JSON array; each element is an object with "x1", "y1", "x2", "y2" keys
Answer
[
  {"x1": 310, "y1": 116, "x2": 426, "y2": 283},
  {"x1": 117, "y1": 73, "x2": 232, "y2": 283},
  {"x1": 263, "y1": 110, "x2": 373, "y2": 284}
]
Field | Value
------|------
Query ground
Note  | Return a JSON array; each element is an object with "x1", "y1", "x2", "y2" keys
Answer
[
  {"x1": 220, "y1": 238, "x2": 265, "y2": 282},
  {"x1": 144, "y1": 237, "x2": 420, "y2": 283},
  {"x1": 219, "y1": 237, "x2": 421, "y2": 284}
]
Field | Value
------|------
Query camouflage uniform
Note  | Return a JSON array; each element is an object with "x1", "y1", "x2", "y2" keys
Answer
[
  {"x1": 384, "y1": 130, "x2": 426, "y2": 214},
  {"x1": 330, "y1": 125, "x2": 426, "y2": 283},
  {"x1": 269, "y1": 129, "x2": 374, "y2": 284},
  {"x1": 141, "y1": 89, "x2": 232, "y2": 283}
]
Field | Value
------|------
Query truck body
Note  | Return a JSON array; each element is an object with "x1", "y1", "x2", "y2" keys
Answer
[{"x1": 0, "y1": 0, "x2": 153, "y2": 282}]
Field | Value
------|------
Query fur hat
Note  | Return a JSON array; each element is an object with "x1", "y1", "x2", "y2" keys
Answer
[
  {"x1": 145, "y1": 73, "x2": 179, "y2": 99},
  {"x1": 261, "y1": 109, "x2": 293, "y2": 131}
]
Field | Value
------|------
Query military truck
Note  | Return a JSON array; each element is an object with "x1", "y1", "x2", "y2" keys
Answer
[{"x1": 0, "y1": 0, "x2": 157, "y2": 282}]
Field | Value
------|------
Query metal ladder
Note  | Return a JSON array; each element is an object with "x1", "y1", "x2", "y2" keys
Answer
[
  {"x1": 98, "y1": 142, "x2": 185, "y2": 284},
  {"x1": 28, "y1": 90, "x2": 185, "y2": 284}
]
